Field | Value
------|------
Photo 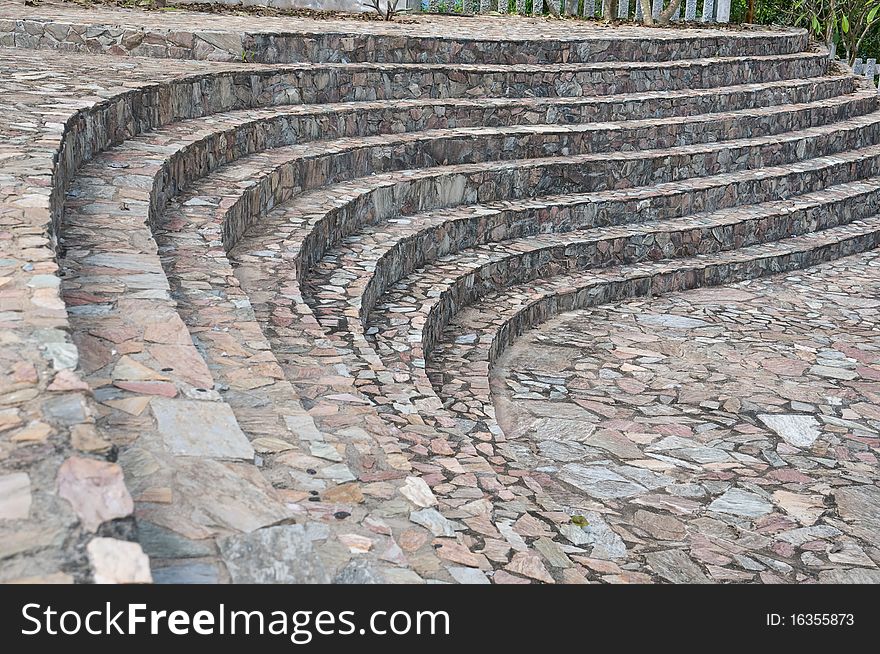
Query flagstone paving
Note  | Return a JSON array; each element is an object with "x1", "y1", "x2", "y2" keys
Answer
[{"x1": 485, "y1": 251, "x2": 880, "y2": 583}]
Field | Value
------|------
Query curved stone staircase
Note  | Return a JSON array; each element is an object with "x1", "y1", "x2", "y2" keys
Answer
[{"x1": 3, "y1": 7, "x2": 878, "y2": 583}]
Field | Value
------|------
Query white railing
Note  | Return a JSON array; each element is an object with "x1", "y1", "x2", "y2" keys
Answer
[
  {"x1": 851, "y1": 57, "x2": 880, "y2": 92},
  {"x1": 408, "y1": 0, "x2": 732, "y2": 22}
]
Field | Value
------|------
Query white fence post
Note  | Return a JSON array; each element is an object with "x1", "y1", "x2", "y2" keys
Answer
[
  {"x1": 618, "y1": 0, "x2": 630, "y2": 19},
  {"x1": 701, "y1": 0, "x2": 714, "y2": 22},
  {"x1": 651, "y1": 0, "x2": 662, "y2": 19},
  {"x1": 716, "y1": 0, "x2": 730, "y2": 22},
  {"x1": 684, "y1": 0, "x2": 697, "y2": 21}
]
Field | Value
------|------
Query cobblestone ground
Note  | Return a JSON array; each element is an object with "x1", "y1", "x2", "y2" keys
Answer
[{"x1": 491, "y1": 250, "x2": 880, "y2": 583}]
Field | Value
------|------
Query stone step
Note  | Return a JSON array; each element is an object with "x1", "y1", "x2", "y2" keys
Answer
[
  {"x1": 62, "y1": 96, "x2": 880, "y2": 505},
  {"x1": 157, "y1": 167, "x2": 419, "y2": 499},
  {"x1": 109, "y1": 75, "x2": 869, "y2": 213},
  {"x1": 311, "y1": 141, "x2": 880, "y2": 337},
  {"x1": 85, "y1": 52, "x2": 840, "y2": 110},
  {"x1": 366, "y1": 176, "x2": 880, "y2": 384},
  {"x1": 53, "y1": 79, "x2": 871, "y2": 441},
  {"x1": 66, "y1": 73, "x2": 857, "y2": 236},
  {"x1": 3, "y1": 10, "x2": 810, "y2": 64},
  {"x1": 422, "y1": 218, "x2": 880, "y2": 439},
  {"x1": 250, "y1": 28, "x2": 812, "y2": 66},
  {"x1": 224, "y1": 107, "x2": 880, "y2": 284}
]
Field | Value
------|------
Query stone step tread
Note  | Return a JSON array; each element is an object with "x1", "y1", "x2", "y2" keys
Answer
[
  {"x1": 58, "y1": 201, "x2": 265, "y2": 499},
  {"x1": 4, "y1": 6, "x2": 807, "y2": 52},
  {"x1": 63, "y1": 78, "x2": 863, "y2": 281}
]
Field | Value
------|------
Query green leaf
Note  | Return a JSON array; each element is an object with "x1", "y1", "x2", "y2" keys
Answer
[
  {"x1": 869, "y1": 6, "x2": 879, "y2": 23},
  {"x1": 841, "y1": 15, "x2": 849, "y2": 34},
  {"x1": 570, "y1": 515, "x2": 590, "y2": 527},
  {"x1": 811, "y1": 15, "x2": 820, "y2": 34}
]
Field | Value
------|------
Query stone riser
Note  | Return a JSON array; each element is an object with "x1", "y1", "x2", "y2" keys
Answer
[{"x1": 248, "y1": 30, "x2": 811, "y2": 65}]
